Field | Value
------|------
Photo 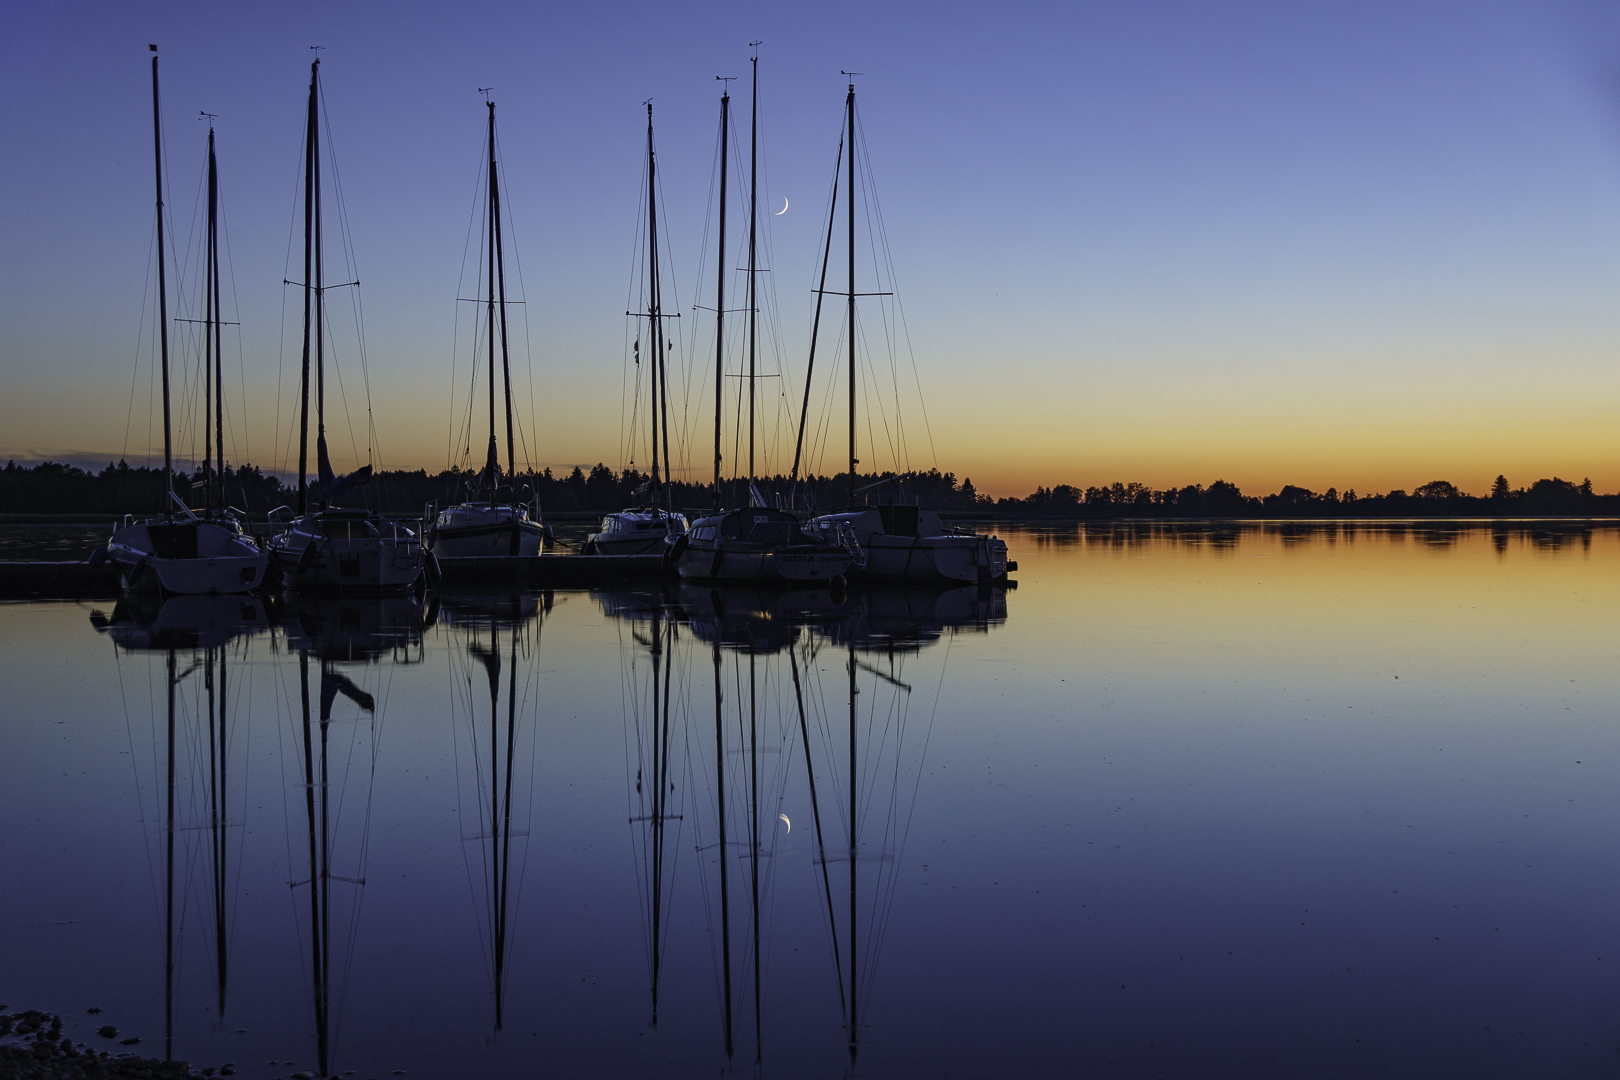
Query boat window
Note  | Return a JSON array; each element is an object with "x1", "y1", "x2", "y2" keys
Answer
[
  {"x1": 878, "y1": 505, "x2": 920, "y2": 537},
  {"x1": 322, "y1": 518, "x2": 375, "y2": 540},
  {"x1": 147, "y1": 523, "x2": 199, "y2": 560},
  {"x1": 692, "y1": 526, "x2": 715, "y2": 541},
  {"x1": 745, "y1": 521, "x2": 797, "y2": 546}
]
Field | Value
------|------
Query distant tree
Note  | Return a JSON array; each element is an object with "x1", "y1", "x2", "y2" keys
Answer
[
  {"x1": 1414, "y1": 480, "x2": 1461, "y2": 500},
  {"x1": 1490, "y1": 474, "x2": 1509, "y2": 500}
]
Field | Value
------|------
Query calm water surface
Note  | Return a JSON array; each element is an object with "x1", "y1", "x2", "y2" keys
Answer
[{"x1": 3, "y1": 523, "x2": 1618, "y2": 1078}]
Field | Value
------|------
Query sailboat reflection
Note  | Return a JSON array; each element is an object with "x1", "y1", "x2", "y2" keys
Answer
[
  {"x1": 608, "y1": 588, "x2": 685, "y2": 1029},
  {"x1": 274, "y1": 600, "x2": 403, "y2": 1077},
  {"x1": 803, "y1": 601, "x2": 959, "y2": 1066},
  {"x1": 276, "y1": 594, "x2": 426, "y2": 664},
  {"x1": 602, "y1": 585, "x2": 892, "y2": 1067},
  {"x1": 443, "y1": 589, "x2": 549, "y2": 1032},
  {"x1": 91, "y1": 596, "x2": 262, "y2": 1060},
  {"x1": 593, "y1": 582, "x2": 1008, "y2": 1066}
]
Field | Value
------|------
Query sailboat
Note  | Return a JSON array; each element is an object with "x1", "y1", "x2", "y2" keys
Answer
[
  {"x1": 797, "y1": 81, "x2": 1010, "y2": 584},
  {"x1": 585, "y1": 102, "x2": 688, "y2": 557},
  {"x1": 98, "y1": 48, "x2": 268, "y2": 596},
  {"x1": 670, "y1": 52, "x2": 861, "y2": 585},
  {"x1": 429, "y1": 97, "x2": 551, "y2": 560},
  {"x1": 266, "y1": 58, "x2": 424, "y2": 592}
]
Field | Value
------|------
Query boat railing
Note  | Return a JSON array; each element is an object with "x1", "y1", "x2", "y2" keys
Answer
[{"x1": 832, "y1": 519, "x2": 868, "y2": 569}]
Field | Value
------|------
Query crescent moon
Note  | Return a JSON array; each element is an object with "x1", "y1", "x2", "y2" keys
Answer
[
  {"x1": 778, "y1": 813, "x2": 791, "y2": 833},
  {"x1": 776, "y1": 197, "x2": 788, "y2": 216}
]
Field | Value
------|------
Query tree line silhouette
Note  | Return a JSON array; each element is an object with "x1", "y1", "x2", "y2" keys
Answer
[{"x1": 1, "y1": 459, "x2": 1613, "y2": 520}]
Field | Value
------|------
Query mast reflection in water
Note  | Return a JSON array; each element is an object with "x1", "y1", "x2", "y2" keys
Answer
[
  {"x1": 599, "y1": 581, "x2": 1005, "y2": 1068},
  {"x1": 274, "y1": 595, "x2": 423, "y2": 1076},
  {"x1": 439, "y1": 591, "x2": 550, "y2": 1033},
  {"x1": 92, "y1": 595, "x2": 267, "y2": 1060}
]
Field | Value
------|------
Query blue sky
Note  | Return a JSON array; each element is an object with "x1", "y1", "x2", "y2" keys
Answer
[{"x1": 4, "y1": 0, "x2": 1620, "y2": 497}]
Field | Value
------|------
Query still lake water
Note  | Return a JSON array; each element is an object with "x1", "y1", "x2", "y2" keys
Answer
[{"x1": 2, "y1": 522, "x2": 1618, "y2": 1078}]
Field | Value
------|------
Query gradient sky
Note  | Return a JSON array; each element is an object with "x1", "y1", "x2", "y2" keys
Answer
[{"x1": 5, "y1": 0, "x2": 1620, "y2": 499}]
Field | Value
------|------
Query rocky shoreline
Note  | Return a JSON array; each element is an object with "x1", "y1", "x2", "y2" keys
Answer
[{"x1": 0, "y1": 1009, "x2": 237, "y2": 1080}]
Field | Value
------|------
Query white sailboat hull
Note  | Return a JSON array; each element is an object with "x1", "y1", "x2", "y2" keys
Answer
[
  {"x1": 430, "y1": 504, "x2": 547, "y2": 559},
  {"x1": 858, "y1": 533, "x2": 1008, "y2": 583},
  {"x1": 586, "y1": 509, "x2": 688, "y2": 556},
  {"x1": 106, "y1": 519, "x2": 269, "y2": 595},
  {"x1": 267, "y1": 513, "x2": 423, "y2": 592},
  {"x1": 673, "y1": 541, "x2": 852, "y2": 584}
]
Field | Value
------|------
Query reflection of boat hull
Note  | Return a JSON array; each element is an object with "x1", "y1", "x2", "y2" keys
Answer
[
  {"x1": 276, "y1": 594, "x2": 425, "y2": 661},
  {"x1": 95, "y1": 593, "x2": 269, "y2": 651},
  {"x1": 431, "y1": 504, "x2": 549, "y2": 558},
  {"x1": 672, "y1": 581, "x2": 850, "y2": 653},
  {"x1": 107, "y1": 519, "x2": 268, "y2": 595}
]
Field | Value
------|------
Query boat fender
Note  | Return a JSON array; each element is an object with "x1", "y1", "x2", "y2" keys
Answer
[
  {"x1": 829, "y1": 573, "x2": 847, "y2": 594},
  {"x1": 709, "y1": 544, "x2": 724, "y2": 579},
  {"x1": 423, "y1": 550, "x2": 442, "y2": 586},
  {"x1": 582, "y1": 539, "x2": 597, "y2": 556},
  {"x1": 295, "y1": 543, "x2": 318, "y2": 575},
  {"x1": 87, "y1": 546, "x2": 109, "y2": 569},
  {"x1": 664, "y1": 533, "x2": 689, "y2": 567},
  {"x1": 127, "y1": 558, "x2": 148, "y2": 585}
]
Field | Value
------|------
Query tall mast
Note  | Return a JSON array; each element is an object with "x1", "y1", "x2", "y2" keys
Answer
[
  {"x1": 713, "y1": 83, "x2": 731, "y2": 511},
  {"x1": 486, "y1": 100, "x2": 499, "y2": 509},
  {"x1": 297, "y1": 61, "x2": 317, "y2": 514},
  {"x1": 203, "y1": 126, "x2": 215, "y2": 514},
  {"x1": 788, "y1": 131, "x2": 843, "y2": 504},
  {"x1": 208, "y1": 125, "x2": 223, "y2": 513},
  {"x1": 846, "y1": 81, "x2": 856, "y2": 507},
  {"x1": 747, "y1": 46, "x2": 759, "y2": 487},
  {"x1": 149, "y1": 48, "x2": 173, "y2": 513},
  {"x1": 489, "y1": 101, "x2": 516, "y2": 502},
  {"x1": 313, "y1": 63, "x2": 326, "y2": 510},
  {"x1": 645, "y1": 102, "x2": 662, "y2": 508}
]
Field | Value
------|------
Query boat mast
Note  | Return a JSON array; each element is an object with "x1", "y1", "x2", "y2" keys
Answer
[
  {"x1": 203, "y1": 126, "x2": 214, "y2": 514},
  {"x1": 297, "y1": 61, "x2": 317, "y2": 515},
  {"x1": 489, "y1": 101, "x2": 516, "y2": 505},
  {"x1": 788, "y1": 130, "x2": 843, "y2": 506},
  {"x1": 485, "y1": 100, "x2": 499, "y2": 510},
  {"x1": 713, "y1": 81, "x2": 731, "y2": 512},
  {"x1": 314, "y1": 64, "x2": 327, "y2": 512},
  {"x1": 747, "y1": 45, "x2": 759, "y2": 489},
  {"x1": 149, "y1": 47, "x2": 173, "y2": 514},
  {"x1": 846, "y1": 80, "x2": 856, "y2": 507},
  {"x1": 645, "y1": 102, "x2": 665, "y2": 511},
  {"x1": 207, "y1": 123, "x2": 223, "y2": 513}
]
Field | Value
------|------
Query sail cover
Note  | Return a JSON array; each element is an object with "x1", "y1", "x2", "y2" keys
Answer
[{"x1": 317, "y1": 431, "x2": 373, "y2": 501}]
